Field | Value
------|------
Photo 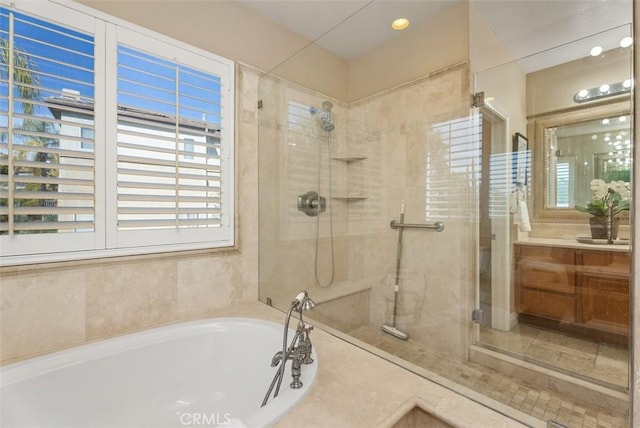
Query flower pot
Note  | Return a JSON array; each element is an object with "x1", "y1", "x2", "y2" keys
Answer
[{"x1": 589, "y1": 217, "x2": 619, "y2": 240}]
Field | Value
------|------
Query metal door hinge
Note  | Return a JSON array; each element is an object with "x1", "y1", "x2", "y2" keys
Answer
[
  {"x1": 472, "y1": 91, "x2": 485, "y2": 108},
  {"x1": 257, "y1": 100, "x2": 263, "y2": 109},
  {"x1": 472, "y1": 308, "x2": 484, "y2": 324}
]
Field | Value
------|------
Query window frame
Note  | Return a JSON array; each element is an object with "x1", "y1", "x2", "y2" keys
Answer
[{"x1": 0, "y1": 0, "x2": 235, "y2": 266}]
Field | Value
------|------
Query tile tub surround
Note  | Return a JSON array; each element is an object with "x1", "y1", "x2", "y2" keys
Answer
[{"x1": 181, "y1": 302, "x2": 533, "y2": 428}]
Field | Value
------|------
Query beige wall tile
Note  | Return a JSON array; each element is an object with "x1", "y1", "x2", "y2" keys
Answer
[
  {"x1": 85, "y1": 260, "x2": 178, "y2": 340},
  {"x1": 0, "y1": 270, "x2": 86, "y2": 361},
  {"x1": 177, "y1": 254, "x2": 240, "y2": 320}
]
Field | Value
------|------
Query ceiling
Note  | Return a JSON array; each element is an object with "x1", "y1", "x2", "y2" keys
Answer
[{"x1": 238, "y1": 0, "x2": 632, "y2": 72}]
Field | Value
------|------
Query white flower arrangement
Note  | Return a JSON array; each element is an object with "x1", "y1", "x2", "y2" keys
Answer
[{"x1": 575, "y1": 179, "x2": 630, "y2": 219}]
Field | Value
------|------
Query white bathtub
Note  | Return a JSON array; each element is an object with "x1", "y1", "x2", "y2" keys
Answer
[{"x1": 0, "y1": 317, "x2": 318, "y2": 428}]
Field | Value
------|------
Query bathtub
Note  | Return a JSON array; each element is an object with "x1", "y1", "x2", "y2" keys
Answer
[{"x1": 0, "y1": 317, "x2": 318, "y2": 428}]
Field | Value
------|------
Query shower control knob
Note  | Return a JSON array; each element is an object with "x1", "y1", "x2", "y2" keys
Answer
[{"x1": 297, "y1": 191, "x2": 326, "y2": 216}]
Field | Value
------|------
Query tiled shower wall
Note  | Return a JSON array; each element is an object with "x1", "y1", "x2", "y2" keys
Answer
[
  {"x1": 258, "y1": 63, "x2": 477, "y2": 359},
  {"x1": 347, "y1": 64, "x2": 475, "y2": 358},
  {"x1": 0, "y1": 65, "x2": 261, "y2": 365},
  {"x1": 257, "y1": 75, "x2": 352, "y2": 309}
]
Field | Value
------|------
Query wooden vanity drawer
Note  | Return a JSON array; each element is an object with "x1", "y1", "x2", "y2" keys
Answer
[
  {"x1": 517, "y1": 246, "x2": 575, "y2": 294},
  {"x1": 515, "y1": 242, "x2": 630, "y2": 340},
  {"x1": 520, "y1": 289, "x2": 576, "y2": 322}
]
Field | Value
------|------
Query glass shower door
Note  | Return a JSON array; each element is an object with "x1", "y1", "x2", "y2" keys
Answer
[{"x1": 473, "y1": 25, "x2": 632, "y2": 403}]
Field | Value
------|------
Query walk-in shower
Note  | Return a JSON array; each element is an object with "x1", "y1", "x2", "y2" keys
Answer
[{"x1": 258, "y1": 2, "x2": 633, "y2": 426}]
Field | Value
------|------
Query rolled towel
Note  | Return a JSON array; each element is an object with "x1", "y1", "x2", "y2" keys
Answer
[{"x1": 518, "y1": 200, "x2": 531, "y2": 232}]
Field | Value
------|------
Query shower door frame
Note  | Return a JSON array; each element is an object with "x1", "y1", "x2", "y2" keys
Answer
[{"x1": 475, "y1": 102, "x2": 513, "y2": 335}]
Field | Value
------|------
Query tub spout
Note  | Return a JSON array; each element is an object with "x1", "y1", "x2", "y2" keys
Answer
[
  {"x1": 261, "y1": 291, "x2": 316, "y2": 407},
  {"x1": 270, "y1": 351, "x2": 284, "y2": 367}
]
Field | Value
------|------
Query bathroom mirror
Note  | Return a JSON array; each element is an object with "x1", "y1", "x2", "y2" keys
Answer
[{"x1": 531, "y1": 100, "x2": 631, "y2": 221}]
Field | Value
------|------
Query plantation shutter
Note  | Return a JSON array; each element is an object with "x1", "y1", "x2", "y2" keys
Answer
[
  {"x1": 113, "y1": 28, "x2": 233, "y2": 248},
  {"x1": 0, "y1": 6, "x2": 100, "y2": 256},
  {"x1": 0, "y1": 2, "x2": 234, "y2": 263},
  {"x1": 556, "y1": 161, "x2": 571, "y2": 207}
]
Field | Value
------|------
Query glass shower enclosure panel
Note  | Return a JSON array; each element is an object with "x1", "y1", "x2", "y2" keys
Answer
[
  {"x1": 473, "y1": 25, "x2": 632, "y2": 395},
  {"x1": 258, "y1": 29, "x2": 479, "y2": 367}
]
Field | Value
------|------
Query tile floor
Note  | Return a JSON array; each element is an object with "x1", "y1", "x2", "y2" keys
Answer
[
  {"x1": 348, "y1": 324, "x2": 629, "y2": 428},
  {"x1": 479, "y1": 323, "x2": 629, "y2": 389}
]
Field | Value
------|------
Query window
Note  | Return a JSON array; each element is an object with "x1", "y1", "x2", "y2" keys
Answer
[
  {"x1": 0, "y1": 2, "x2": 234, "y2": 263},
  {"x1": 555, "y1": 160, "x2": 572, "y2": 208}
]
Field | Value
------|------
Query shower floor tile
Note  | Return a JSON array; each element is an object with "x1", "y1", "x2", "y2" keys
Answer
[
  {"x1": 480, "y1": 325, "x2": 629, "y2": 388},
  {"x1": 348, "y1": 324, "x2": 629, "y2": 428}
]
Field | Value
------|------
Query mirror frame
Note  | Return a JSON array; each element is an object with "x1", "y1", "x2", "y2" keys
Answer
[{"x1": 530, "y1": 99, "x2": 631, "y2": 222}]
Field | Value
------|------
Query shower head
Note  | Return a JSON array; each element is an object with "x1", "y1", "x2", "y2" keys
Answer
[
  {"x1": 309, "y1": 104, "x2": 335, "y2": 132},
  {"x1": 319, "y1": 114, "x2": 335, "y2": 132}
]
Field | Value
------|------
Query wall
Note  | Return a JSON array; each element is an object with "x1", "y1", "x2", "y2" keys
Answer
[
  {"x1": 527, "y1": 48, "x2": 632, "y2": 117},
  {"x1": 348, "y1": 2, "x2": 468, "y2": 102},
  {"x1": 0, "y1": 65, "x2": 261, "y2": 364},
  {"x1": 256, "y1": 74, "x2": 352, "y2": 310},
  {"x1": 349, "y1": 64, "x2": 473, "y2": 357},
  {"x1": 469, "y1": 3, "x2": 527, "y2": 140},
  {"x1": 257, "y1": 63, "x2": 472, "y2": 358},
  {"x1": 78, "y1": 0, "x2": 350, "y2": 101}
]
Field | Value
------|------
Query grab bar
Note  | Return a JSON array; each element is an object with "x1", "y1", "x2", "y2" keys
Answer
[{"x1": 389, "y1": 220, "x2": 444, "y2": 232}]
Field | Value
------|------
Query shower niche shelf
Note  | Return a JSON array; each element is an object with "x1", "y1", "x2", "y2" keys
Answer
[
  {"x1": 332, "y1": 155, "x2": 367, "y2": 162},
  {"x1": 332, "y1": 154, "x2": 368, "y2": 201},
  {"x1": 332, "y1": 194, "x2": 368, "y2": 200}
]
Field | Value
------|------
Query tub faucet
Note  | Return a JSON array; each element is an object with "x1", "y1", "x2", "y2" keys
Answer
[{"x1": 261, "y1": 291, "x2": 316, "y2": 407}]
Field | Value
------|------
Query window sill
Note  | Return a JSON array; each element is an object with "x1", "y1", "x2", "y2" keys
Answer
[{"x1": 0, "y1": 243, "x2": 239, "y2": 273}]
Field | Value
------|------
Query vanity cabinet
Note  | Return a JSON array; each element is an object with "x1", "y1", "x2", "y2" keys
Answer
[{"x1": 515, "y1": 242, "x2": 629, "y2": 341}]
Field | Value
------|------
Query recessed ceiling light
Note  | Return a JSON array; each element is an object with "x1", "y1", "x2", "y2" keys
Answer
[
  {"x1": 590, "y1": 46, "x2": 603, "y2": 56},
  {"x1": 620, "y1": 37, "x2": 633, "y2": 48},
  {"x1": 578, "y1": 89, "x2": 589, "y2": 98},
  {"x1": 602, "y1": 118, "x2": 610, "y2": 125},
  {"x1": 391, "y1": 18, "x2": 410, "y2": 31},
  {"x1": 599, "y1": 84, "x2": 610, "y2": 93},
  {"x1": 623, "y1": 79, "x2": 632, "y2": 88}
]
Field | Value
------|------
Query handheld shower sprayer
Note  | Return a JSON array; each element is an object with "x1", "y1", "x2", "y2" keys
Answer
[
  {"x1": 309, "y1": 104, "x2": 335, "y2": 132},
  {"x1": 300, "y1": 100, "x2": 336, "y2": 289}
]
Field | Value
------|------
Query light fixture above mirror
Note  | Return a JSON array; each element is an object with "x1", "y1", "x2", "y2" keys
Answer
[{"x1": 573, "y1": 80, "x2": 632, "y2": 103}]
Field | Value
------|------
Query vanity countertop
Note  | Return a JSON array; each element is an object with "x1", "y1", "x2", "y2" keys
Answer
[
  {"x1": 211, "y1": 301, "x2": 534, "y2": 428},
  {"x1": 515, "y1": 237, "x2": 630, "y2": 252}
]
